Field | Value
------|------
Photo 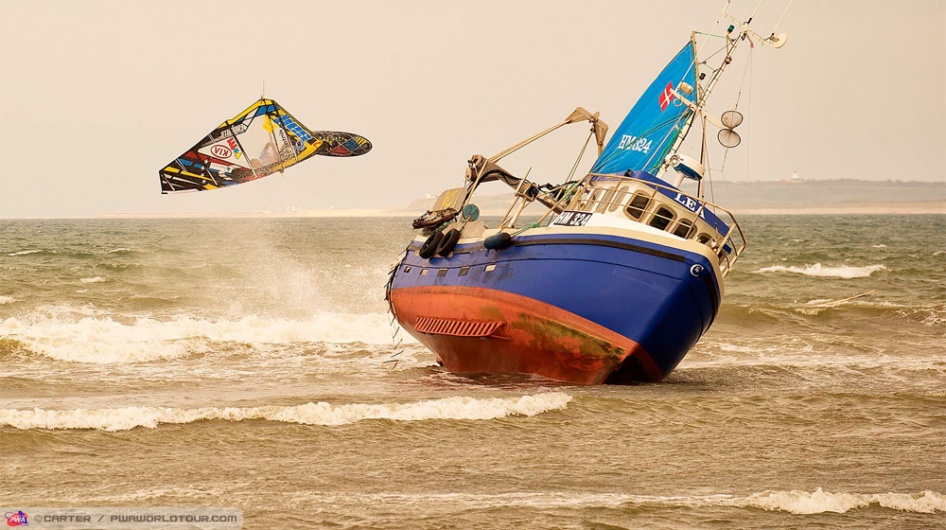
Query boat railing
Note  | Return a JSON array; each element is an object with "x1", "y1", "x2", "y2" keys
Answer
[{"x1": 566, "y1": 173, "x2": 747, "y2": 276}]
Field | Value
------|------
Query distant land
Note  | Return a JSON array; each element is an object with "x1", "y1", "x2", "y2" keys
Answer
[
  {"x1": 406, "y1": 179, "x2": 946, "y2": 216},
  {"x1": 698, "y1": 179, "x2": 946, "y2": 215},
  {"x1": 100, "y1": 180, "x2": 945, "y2": 218}
]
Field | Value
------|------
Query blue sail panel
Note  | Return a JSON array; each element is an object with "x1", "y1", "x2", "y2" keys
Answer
[{"x1": 591, "y1": 42, "x2": 698, "y2": 176}]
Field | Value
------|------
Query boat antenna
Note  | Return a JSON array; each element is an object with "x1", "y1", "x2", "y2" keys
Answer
[
  {"x1": 261, "y1": 81, "x2": 266, "y2": 100},
  {"x1": 721, "y1": 1, "x2": 790, "y2": 49},
  {"x1": 657, "y1": 0, "x2": 789, "y2": 184},
  {"x1": 772, "y1": 0, "x2": 793, "y2": 34}
]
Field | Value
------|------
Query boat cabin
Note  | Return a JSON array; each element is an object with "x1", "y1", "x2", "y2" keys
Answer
[{"x1": 563, "y1": 171, "x2": 746, "y2": 275}]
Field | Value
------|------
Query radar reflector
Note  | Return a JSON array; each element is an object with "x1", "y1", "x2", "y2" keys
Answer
[
  {"x1": 717, "y1": 109, "x2": 744, "y2": 149},
  {"x1": 721, "y1": 110, "x2": 744, "y2": 129},
  {"x1": 718, "y1": 128, "x2": 742, "y2": 149}
]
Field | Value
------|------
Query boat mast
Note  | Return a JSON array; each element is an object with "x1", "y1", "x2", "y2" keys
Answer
[
  {"x1": 657, "y1": 25, "x2": 746, "y2": 182},
  {"x1": 656, "y1": 3, "x2": 787, "y2": 184}
]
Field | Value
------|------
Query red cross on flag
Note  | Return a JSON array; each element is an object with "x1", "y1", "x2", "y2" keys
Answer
[{"x1": 659, "y1": 82, "x2": 675, "y2": 111}]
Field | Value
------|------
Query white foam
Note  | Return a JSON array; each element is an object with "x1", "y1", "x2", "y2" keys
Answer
[
  {"x1": 7, "y1": 249, "x2": 42, "y2": 256},
  {"x1": 0, "y1": 296, "x2": 17, "y2": 305},
  {"x1": 0, "y1": 392, "x2": 573, "y2": 431},
  {"x1": 166, "y1": 488, "x2": 942, "y2": 514},
  {"x1": 805, "y1": 298, "x2": 832, "y2": 305},
  {"x1": 922, "y1": 312, "x2": 946, "y2": 327},
  {"x1": 871, "y1": 244, "x2": 887, "y2": 248},
  {"x1": 0, "y1": 311, "x2": 412, "y2": 364},
  {"x1": 692, "y1": 339, "x2": 945, "y2": 372},
  {"x1": 79, "y1": 276, "x2": 106, "y2": 284},
  {"x1": 736, "y1": 488, "x2": 945, "y2": 514},
  {"x1": 755, "y1": 263, "x2": 886, "y2": 279}
]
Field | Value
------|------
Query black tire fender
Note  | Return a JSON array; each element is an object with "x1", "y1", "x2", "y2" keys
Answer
[
  {"x1": 436, "y1": 228, "x2": 461, "y2": 256},
  {"x1": 419, "y1": 231, "x2": 444, "y2": 259}
]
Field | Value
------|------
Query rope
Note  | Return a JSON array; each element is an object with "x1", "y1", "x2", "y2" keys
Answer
[
  {"x1": 567, "y1": 130, "x2": 595, "y2": 182},
  {"x1": 513, "y1": 222, "x2": 541, "y2": 236},
  {"x1": 696, "y1": 17, "x2": 722, "y2": 58},
  {"x1": 701, "y1": 45, "x2": 727, "y2": 64},
  {"x1": 704, "y1": 114, "x2": 717, "y2": 206},
  {"x1": 772, "y1": 0, "x2": 794, "y2": 34},
  {"x1": 733, "y1": 44, "x2": 754, "y2": 108},
  {"x1": 750, "y1": 0, "x2": 764, "y2": 21},
  {"x1": 713, "y1": 44, "x2": 754, "y2": 228},
  {"x1": 383, "y1": 264, "x2": 406, "y2": 369},
  {"x1": 742, "y1": 41, "x2": 755, "y2": 232}
]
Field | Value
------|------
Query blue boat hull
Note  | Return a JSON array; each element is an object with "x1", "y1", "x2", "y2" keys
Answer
[{"x1": 388, "y1": 232, "x2": 721, "y2": 383}]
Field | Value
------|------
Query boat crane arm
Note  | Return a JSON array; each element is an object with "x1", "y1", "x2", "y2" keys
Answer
[
  {"x1": 488, "y1": 107, "x2": 607, "y2": 163},
  {"x1": 452, "y1": 107, "x2": 606, "y2": 214},
  {"x1": 462, "y1": 155, "x2": 575, "y2": 214}
]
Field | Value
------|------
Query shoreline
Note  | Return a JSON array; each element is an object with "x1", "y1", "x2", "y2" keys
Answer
[
  {"x1": 735, "y1": 202, "x2": 946, "y2": 216},
  {"x1": 0, "y1": 203, "x2": 941, "y2": 220},
  {"x1": 96, "y1": 202, "x2": 944, "y2": 218}
]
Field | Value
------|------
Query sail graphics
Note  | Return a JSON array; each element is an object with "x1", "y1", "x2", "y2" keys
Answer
[
  {"x1": 159, "y1": 98, "x2": 371, "y2": 193},
  {"x1": 591, "y1": 42, "x2": 698, "y2": 176}
]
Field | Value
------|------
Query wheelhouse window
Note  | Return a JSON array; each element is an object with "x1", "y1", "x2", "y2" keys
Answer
[
  {"x1": 608, "y1": 185, "x2": 629, "y2": 212},
  {"x1": 595, "y1": 187, "x2": 617, "y2": 213},
  {"x1": 649, "y1": 206, "x2": 675, "y2": 231},
  {"x1": 580, "y1": 188, "x2": 603, "y2": 210},
  {"x1": 673, "y1": 219, "x2": 694, "y2": 239},
  {"x1": 697, "y1": 233, "x2": 713, "y2": 245},
  {"x1": 624, "y1": 193, "x2": 651, "y2": 220}
]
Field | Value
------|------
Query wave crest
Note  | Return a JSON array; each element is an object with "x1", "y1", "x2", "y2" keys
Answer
[
  {"x1": 0, "y1": 393, "x2": 572, "y2": 431},
  {"x1": 755, "y1": 263, "x2": 886, "y2": 278},
  {"x1": 737, "y1": 487, "x2": 945, "y2": 514},
  {"x1": 7, "y1": 249, "x2": 44, "y2": 257},
  {"x1": 0, "y1": 312, "x2": 408, "y2": 364}
]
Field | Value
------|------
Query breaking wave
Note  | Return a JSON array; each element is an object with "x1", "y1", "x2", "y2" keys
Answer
[
  {"x1": 0, "y1": 296, "x2": 17, "y2": 305},
  {"x1": 734, "y1": 488, "x2": 945, "y2": 514},
  {"x1": 0, "y1": 393, "x2": 573, "y2": 431},
  {"x1": 755, "y1": 263, "x2": 887, "y2": 278},
  {"x1": 7, "y1": 249, "x2": 44, "y2": 257},
  {"x1": 0, "y1": 311, "x2": 411, "y2": 364},
  {"x1": 239, "y1": 488, "x2": 944, "y2": 514}
]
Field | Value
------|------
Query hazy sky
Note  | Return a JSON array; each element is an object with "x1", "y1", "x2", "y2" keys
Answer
[{"x1": 1, "y1": 0, "x2": 944, "y2": 218}]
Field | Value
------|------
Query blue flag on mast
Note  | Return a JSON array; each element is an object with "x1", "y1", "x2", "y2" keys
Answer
[{"x1": 591, "y1": 42, "x2": 698, "y2": 176}]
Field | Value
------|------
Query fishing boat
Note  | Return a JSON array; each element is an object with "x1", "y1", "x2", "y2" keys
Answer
[
  {"x1": 386, "y1": 5, "x2": 788, "y2": 384},
  {"x1": 159, "y1": 97, "x2": 371, "y2": 193}
]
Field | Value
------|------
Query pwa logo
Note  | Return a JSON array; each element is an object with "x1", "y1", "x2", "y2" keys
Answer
[{"x1": 4, "y1": 511, "x2": 28, "y2": 527}]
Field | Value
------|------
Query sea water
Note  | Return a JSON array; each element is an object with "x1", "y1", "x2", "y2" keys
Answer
[{"x1": 0, "y1": 215, "x2": 943, "y2": 529}]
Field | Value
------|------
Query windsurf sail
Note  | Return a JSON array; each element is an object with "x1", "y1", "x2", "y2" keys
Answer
[
  {"x1": 159, "y1": 98, "x2": 371, "y2": 193},
  {"x1": 591, "y1": 41, "x2": 698, "y2": 176}
]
